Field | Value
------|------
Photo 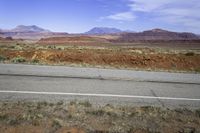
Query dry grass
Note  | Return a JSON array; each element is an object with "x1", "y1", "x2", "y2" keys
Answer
[{"x1": 0, "y1": 101, "x2": 200, "y2": 133}]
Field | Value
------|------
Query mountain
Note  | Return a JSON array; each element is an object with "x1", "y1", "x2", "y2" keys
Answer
[
  {"x1": 1, "y1": 26, "x2": 199, "y2": 41},
  {"x1": 111, "y1": 28, "x2": 200, "y2": 42},
  {"x1": 10, "y1": 25, "x2": 50, "y2": 33},
  {"x1": 0, "y1": 25, "x2": 68, "y2": 40},
  {"x1": 85, "y1": 27, "x2": 122, "y2": 35}
]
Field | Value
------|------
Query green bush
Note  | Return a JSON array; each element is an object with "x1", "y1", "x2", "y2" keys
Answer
[
  {"x1": 48, "y1": 45, "x2": 56, "y2": 49},
  {"x1": 31, "y1": 59, "x2": 40, "y2": 64},
  {"x1": 0, "y1": 114, "x2": 8, "y2": 121},
  {"x1": 11, "y1": 57, "x2": 26, "y2": 63},
  {"x1": 185, "y1": 52, "x2": 195, "y2": 56},
  {"x1": 0, "y1": 55, "x2": 6, "y2": 61},
  {"x1": 195, "y1": 68, "x2": 200, "y2": 73},
  {"x1": 57, "y1": 47, "x2": 62, "y2": 50}
]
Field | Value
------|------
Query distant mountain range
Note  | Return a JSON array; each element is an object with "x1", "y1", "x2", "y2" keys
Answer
[
  {"x1": 0, "y1": 25, "x2": 50, "y2": 33},
  {"x1": 112, "y1": 28, "x2": 200, "y2": 42},
  {"x1": 0, "y1": 25, "x2": 199, "y2": 41},
  {"x1": 0, "y1": 25, "x2": 68, "y2": 39},
  {"x1": 85, "y1": 27, "x2": 123, "y2": 34},
  {"x1": 10, "y1": 25, "x2": 51, "y2": 33}
]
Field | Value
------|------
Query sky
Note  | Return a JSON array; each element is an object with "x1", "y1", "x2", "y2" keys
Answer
[{"x1": 0, "y1": 0, "x2": 200, "y2": 33}]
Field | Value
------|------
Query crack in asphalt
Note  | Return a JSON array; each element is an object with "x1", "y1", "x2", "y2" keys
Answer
[
  {"x1": 0, "y1": 73, "x2": 199, "y2": 85},
  {"x1": 151, "y1": 89, "x2": 165, "y2": 107}
]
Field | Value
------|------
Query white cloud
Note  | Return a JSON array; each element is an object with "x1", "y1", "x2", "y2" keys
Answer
[
  {"x1": 129, "y1": 0, "x2": 172, "y2": 12},
  {"x1": 102, "y1": 12, "x2": 136, "y2": 21},
  {"x1": 99, "y1": 0, "x2": 200, "y2": 32},
  {"x1": 128, "y1": 0, "x2": 200, "y2": 32},
  {"x1": 158, "y1": 15, "x2": 200, "y2": 29},
  {"x1": 160, "y1": 7, "x2": 200, "y2": 19}
]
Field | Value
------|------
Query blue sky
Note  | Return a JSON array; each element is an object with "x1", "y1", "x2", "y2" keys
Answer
[{"x1": 0, "y1": 0, "x2": 200, "y2": 33}]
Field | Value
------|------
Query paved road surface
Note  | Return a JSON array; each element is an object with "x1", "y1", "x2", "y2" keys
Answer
[{"x1": 0, "y1": 63, "x2": 200, "y2": 108}]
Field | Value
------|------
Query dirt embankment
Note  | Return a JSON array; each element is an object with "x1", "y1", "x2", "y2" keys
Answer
[
  {"x1": 0, "y1": 101, "x2": 200, "y2": 133},
  {"x1": 0, "y1": 47, "x2": 200, "y2": 72}
]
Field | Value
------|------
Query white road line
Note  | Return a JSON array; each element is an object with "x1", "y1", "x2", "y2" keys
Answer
[{"x1": 0, "y1": 90, "x2": 200, "y2": 101}]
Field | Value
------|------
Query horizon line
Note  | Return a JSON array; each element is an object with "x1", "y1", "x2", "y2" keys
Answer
[{"x1": 0, "y1": 25, "x2": 199, "y2": 34}]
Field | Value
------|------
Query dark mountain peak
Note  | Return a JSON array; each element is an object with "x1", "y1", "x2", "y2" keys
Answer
[
  {"x1": 11, "y1": 25, "x2": 50, "y2": 33},
  {"x1": 15, "y1": 25, "x2": 40, "y2": 29},
  {"x1": 15, "y1": 25, "x2": 26, "y2": 28},
  {"x1": 85, "y1": 27, "x2": 122, "y2": 34},
  {"x1": 144, "y1": 28, "x2": 170, "y2": 33},
  {"x1": 92, "y1": 27, "x2": 120, "y2": 30},
  {"x1": 152, "y1": 28, "x2": 169, "y2": 32}
]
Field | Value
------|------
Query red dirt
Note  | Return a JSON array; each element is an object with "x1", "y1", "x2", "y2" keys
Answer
[
  {"x1": 38, "y1": 36, "x2": 109, "y2": 46},
  {"x1": 1, "y1": 48, "x2": 200, "y2": 72}
]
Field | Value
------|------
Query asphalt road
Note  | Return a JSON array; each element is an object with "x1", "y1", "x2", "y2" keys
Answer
[{"x1": 0, "y1": 63, "x2": 200, "y2": 108}]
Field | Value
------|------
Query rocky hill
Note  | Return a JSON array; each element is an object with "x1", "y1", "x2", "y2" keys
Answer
[
  {"x1": 0, "y1": 25, "x2": 68, "y2": 40},
  {"x1": 112, "y1": 29, "x2": 200, "y2": 42}
]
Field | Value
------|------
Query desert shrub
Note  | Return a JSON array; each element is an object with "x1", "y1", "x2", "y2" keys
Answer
[
  {"x1": 0, "y1": 114, "x2": 8, "y2": 121},
  {"x1": 11, "y1": 57, "x2": 26, "y2": 63},
  {"x1": 7, "y1": 117, "x2": 19, "y2": 125},
  {"x1": 0, "y1": 55, "x2": 6, "y2": 61},
  {"x1": 0, "y1": 45, "x2": 7, "y2": 48},
  {"x1": 31, "y1": 59, "x2": 40, "y2": 64},
  {"x1": 87, "y1": 109, "x2": 105, "y2": 116},
  {"x1": 56, "y1": 46, "x2": 65, "y2": 50},
  {"x1": 9, "y1": 46, "x2": 15, "y2": 49},
  {"x1": 196, "y1": 109, "x2": 200, "y2": 117},
  {"x1": 48, "y1": 45, "x2": 56, "y2": 49},
  {"x1": 56, "y1": 101, "x2": 64, "y2": 106},
  {"x1": 195, "y1": 68, "x2": 200, "y2": 73},
  {"x1": 79, "y1": 101, "x2": 92, "y2": 107},
  {"x1": 57, "y1": 47, "x2": 62, "y2": 50},
  {"x1": 5, "y1": 37, "x2": 13, "y2": 40},
  {"x1": 52, "y1": 118, "x2": 63, "y2": 129},
  {"x1": 69, "y1": 100, "x2": 77, "y2": 106},
  {"x1": 185, "y1": 52, "x2": 195, "y2": 56}
]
